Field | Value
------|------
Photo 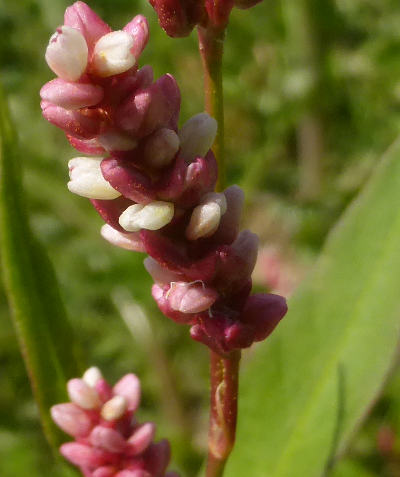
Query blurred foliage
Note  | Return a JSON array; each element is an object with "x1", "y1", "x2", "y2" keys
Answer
[{"x1": 0, "y1": 0, "x2": 400, "y2": 476}]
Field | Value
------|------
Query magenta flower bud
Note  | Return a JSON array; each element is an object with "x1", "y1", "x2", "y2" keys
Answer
[
  {"x1": 90, "y1": 426, "x2": 127, "y2": 453},
  {"x1": 241, "y1": 293, "x2": 287, "y2": 342},
  {"x1": 101, "y1": 224, "x2": 146, "y2": 252},
  {"x1": 116, "y1": 76, "x2": 178, "y2": 138},
  {"x1": 167, "y1": 281, "x2": 218, "y2": 314},
  {"x1": 113, "y1": 374, "x2": 141, "y2": 412},
  {"x1": 45, "y1": 26, "x2": 88, "y2": 81},
  {"x1": 143, "y1": 440, "x2": 171, "y2": 477},
  {"x1": 211, "y1": 185, "x2": 244, "y2": 245},
  {"x1": 51, "y1": 403, "x2": 93, "y2": 437},
  {"x1": 205, "y1": 0, "x2": 235, "y2": 28},
  {"x1": 40, "y1": 79, "x2": 103, "y2": 110},
  {"x1": 101, "y1": 158, "x2": 156, "y2": 204},
  {"x1": 68, "y1": 378, "x2": 102, "y2": 410},
  {"x1": 41, "y1": 103, "x2": 102, "y2": 139},
  {"x1": 149, "y1": 0, "x2": 202, "y2": 37},
  {"x1": 178, "y1": 112, "x2": 217, "y2": 161},
  {"x1": 234, "y1": 0, "x2": 263, "y2": 9},
  {"x1": 123, "y1": 15, "x2": 149, "y2": 59},
  {"x1": 127, "y1": 422, "x2": 156, "y2": 455},
  {"x1": 91, "y1": 197, "x2": 135, "y2": 232},
  {"x1": 60, "y1": 443, "x2": 110, "y2": 468},
  {"x1": 64, "y1": 1, "x2": 112, "y2": 52}
]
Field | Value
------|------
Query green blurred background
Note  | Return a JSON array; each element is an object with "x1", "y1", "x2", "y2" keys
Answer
[{"x1": 1, "y1": 0, "x2": 400, "y2": 475}]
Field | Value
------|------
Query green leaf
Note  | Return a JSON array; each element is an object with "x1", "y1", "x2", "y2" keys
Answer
[
  {"x1": 0, "y1": 84, "x2": 83, "y2": 450},
  {"x1": 227, "y1": 138, "x2": 400, "y2": 477}
]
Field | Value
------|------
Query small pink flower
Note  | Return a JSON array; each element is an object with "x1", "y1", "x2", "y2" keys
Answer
[{"x1": 52, "y1": 367, "x2": 179, "y2": 477}]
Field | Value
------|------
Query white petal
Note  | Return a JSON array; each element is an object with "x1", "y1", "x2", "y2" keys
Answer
[
  {"x1": 93, "y1": 31, "x2": 136, "y2": 77},
  {"x1": 45, "y1": 26, "x2": 88, "y2": 81},
  {"x1": 119, "y1": 201, "x2": 174, "y2": 232},
  {"x1": 82, "y1": 367, "x2": 103, "y2": 387},
  {"x1": 186, "y1": 202, "x2": 221, "y2": 241},
  {"x1": 101, "y1": 395, "x2": 128, "y2": 421},
  {"x1": 67, "y1": 157, "x2": 121, "y2": 200}
]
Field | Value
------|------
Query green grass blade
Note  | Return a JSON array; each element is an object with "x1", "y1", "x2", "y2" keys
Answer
[
  {"x1": 0, "y1": 83, "x2": 83, "y2": 450},
  {"x1": 227, "y1": 138, "x2": 400, "y2": 477}
]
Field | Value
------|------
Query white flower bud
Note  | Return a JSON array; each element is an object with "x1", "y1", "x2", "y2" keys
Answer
[
  {"x1": 93, "y1": 31, "x2": 136, "y2": 77},
  {"x1": 45, "y1": 26, "x2": 88, "y2": 81},
  {"x1": 178, "y1": 113, "x2": 218, "y2": 160},
  {"x1": 186, "y1": 201, "x2": 221, "y2": 241},
  {"x1": 67, "y1": 378, "x2": 101, "y2": 410},
  {"x1": 200, "y1": 192, "x2": 227, "y2": 214},
  {"x1": 68, "y1": 157, "x2": 121, "y2": 200},
  {"x1": 82, "y1": 367, "x2": 103, "y2": 387},
  {"x1": 119, "y1": 201, "x2": 174, "y2": 232},
  {"x1": 101, "y1": 395, "x2": 128, "y2": 421}
]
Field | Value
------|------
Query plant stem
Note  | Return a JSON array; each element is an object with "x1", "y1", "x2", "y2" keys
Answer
[
  {"x1": 206, "y1": 350, "x2": 241, "y2": 477},
  {"x1": 197, "y1": 25, "x2": 226, "y2": 191}
]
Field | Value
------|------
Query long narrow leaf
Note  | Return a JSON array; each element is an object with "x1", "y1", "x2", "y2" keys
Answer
[
  {"x1": 227, "y1": 138, "x2": 400, "y2": 477},
  {"x1": 0, "y1": 83, "x2": 83, "y2": 450}
]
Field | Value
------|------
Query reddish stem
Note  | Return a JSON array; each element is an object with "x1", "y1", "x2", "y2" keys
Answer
[{"x1": 206, "y1": 350, "x2": 241, "y2": 477}]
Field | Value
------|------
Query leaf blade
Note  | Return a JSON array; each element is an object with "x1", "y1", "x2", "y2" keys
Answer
[{"x1": 227, "y1": 138, "x2": 400, "y2": 477}]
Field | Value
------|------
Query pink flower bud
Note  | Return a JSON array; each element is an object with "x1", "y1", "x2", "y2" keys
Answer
[
  {"x1": 45, "y1": 26, "x2": 88, "y2": 81},
  {"x1": 90, "y1": 426, "x2": 127, "y2": 453},
  {"x1": 64, "y1": 1, "x2": 112, "y2": 52},
  {"x1": 101, "y1": 158, "x2": 156, "y2": 204},
  {"x1": 101, "y1": 224, "x2": 146, "y2": 252},
  {"x1": 91, "y1": 197, "x2": 134, "y2": 232},
  {"x1": 143, "y1": 128, "x2": 180, "y2": 168},
  {"x1": 93, "y1": 467, "x2": 117, "y2": 477},
  {"x1": 68, "y1": 378, "x2": 102, "y2": 410},
  {"x1": 67, "y1": 136, "x2": 105, "y2": 155},
  {"x1": 40, "y1": 79, "x2": 103, "y2": 110},
  {"x1": 41, "y1": 103, "x2": 102, "y2": 139},
  {"x1": 167, "y1": 281, "x2": 218, "y2": 313},
  {"x1": 144, "y1": 257, "x2": 182, "y2": 285},
  {"x1": 60, "y1": 442, "x2": 110, "y2": 468},
  {"x1": 92, "y1": 31, "x2": 136, "y2": 77},
  {"x1": 123, "y1": 15, "x2": 149, "y2": 59},
  {"x1": 101, "y1": 395, "x2": 128, "y2": 421},
  {"x1": 51, "y1": 403, "x2": 93, "y2": 437},
  {"x1": 127, "y1": 422, "x2": 156, "y2": 455},
  {"x1": 116, "y1": 471, "x2": 151, "y2": 477},
  {"x1": 119, "y1": 202, "x2": 174, "y2": 233},
  {"x1": 113, "y1": 374, "x2": 141, "y2": 412},
  {"x1": 178, "y1": 113, "x2": 217, "y2": 161},
  {"x1": 68, "y1": 157, "x2": 121, "y2": 200}
]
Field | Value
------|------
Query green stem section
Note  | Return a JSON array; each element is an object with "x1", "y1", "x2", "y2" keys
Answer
[
  {"x1": 198, "y1": 25, "x2": 226, "y2": 191},
  {"x1": 206, "y1": 350, "x2": 241, "y2": 477}
]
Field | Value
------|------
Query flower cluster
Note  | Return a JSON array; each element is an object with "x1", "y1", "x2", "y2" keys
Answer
[
  {"x1": 41, "y1": 2, "x2": 287, "y2": 356},
  {"x1": 52, "y1": 367, "x2": 178, "y2": 477},
  {"x1": 149, "y1": 0, "x2": 263, "y2": 37}
]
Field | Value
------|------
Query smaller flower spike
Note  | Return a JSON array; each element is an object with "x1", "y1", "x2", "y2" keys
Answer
[{"x1": 52, "y1": 367, "x2": 179, "y2": 477}]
